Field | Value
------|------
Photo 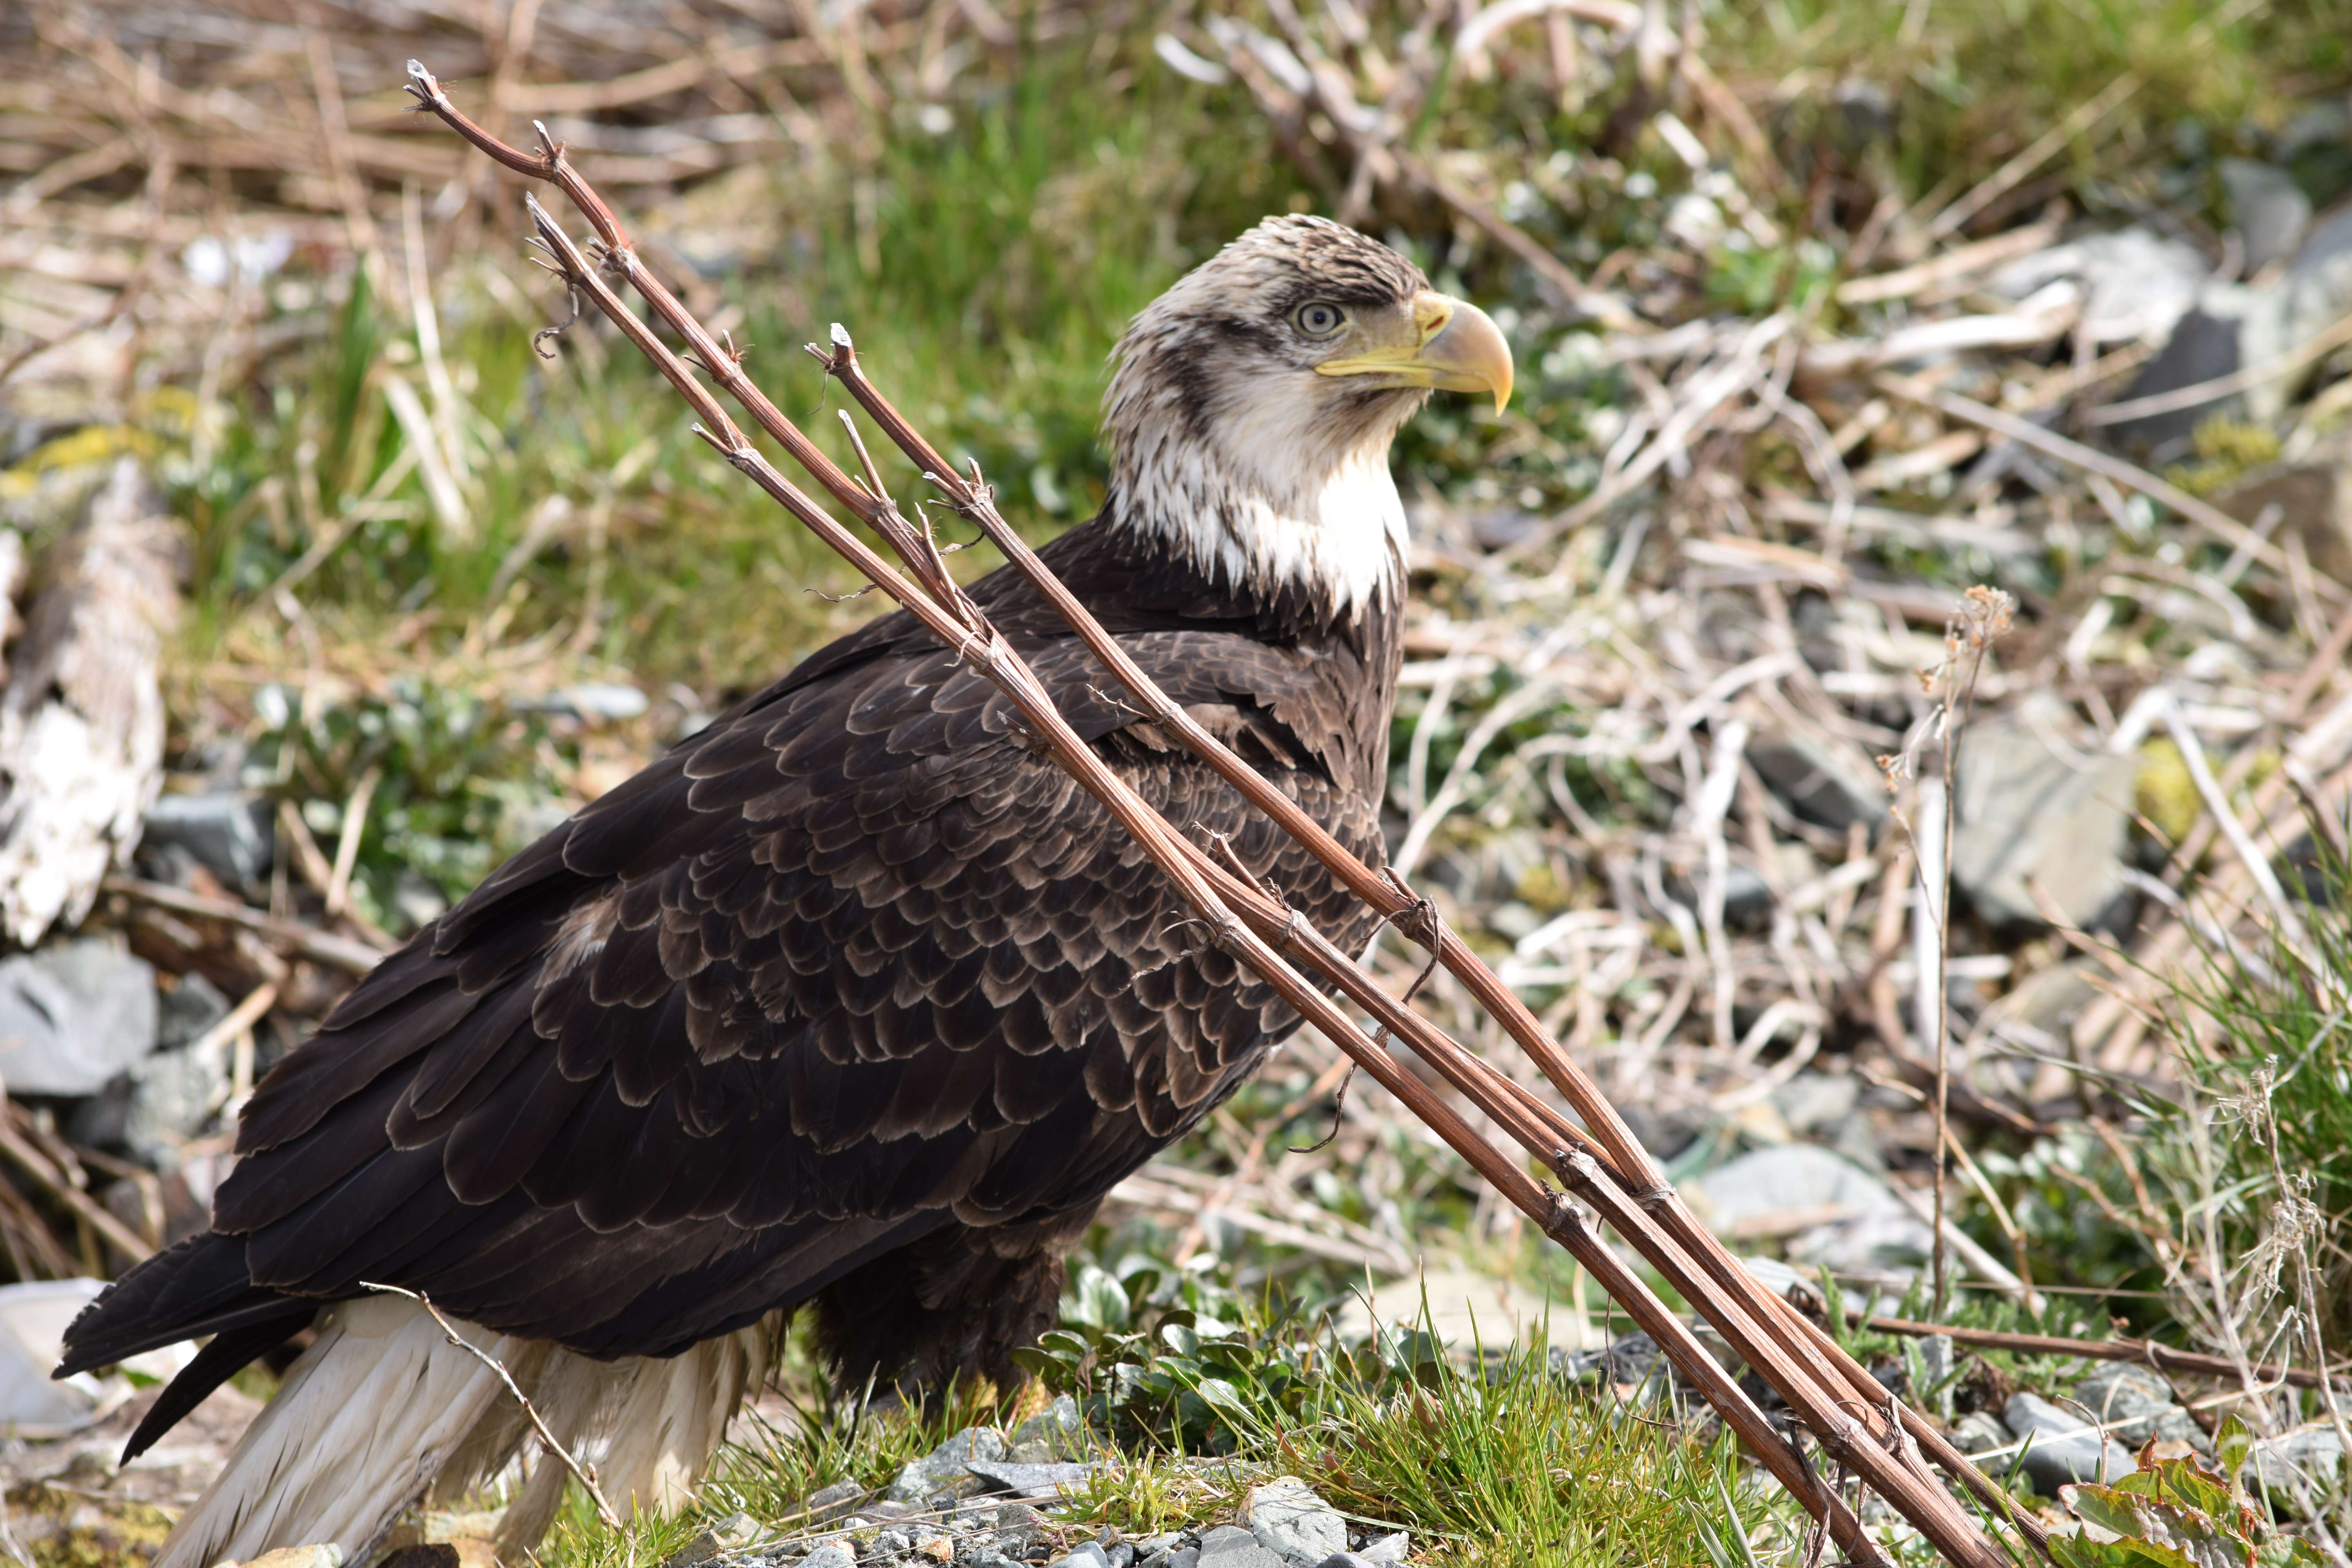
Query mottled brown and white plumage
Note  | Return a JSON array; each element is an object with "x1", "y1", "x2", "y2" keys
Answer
[{"x1": 58, "y1": 215, "x2": 1510, "y2": 1568}]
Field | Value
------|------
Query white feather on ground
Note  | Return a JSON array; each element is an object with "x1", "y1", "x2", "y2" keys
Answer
[
  {"x1": 154, "y1": 1296, "x2": 779, "y2": 1568},
  {"x1": 0, "y1": 457, "x2": 181, "y2": 946}
]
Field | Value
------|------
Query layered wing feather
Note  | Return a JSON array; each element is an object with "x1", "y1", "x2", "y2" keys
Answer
[{"x1": 76, "y1": 522, "x2": 1393, "y2": 1369}]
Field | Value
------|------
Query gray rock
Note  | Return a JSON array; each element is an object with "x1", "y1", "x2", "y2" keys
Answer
[
  {"x1": 69, "y1": 1027, "x2": 225, "y2": 1169},
  {"x1": 140, "y1": 791, "x2": 273, "y2": 888},
  {"x1": 2281, "y1": 202, "x2": 2352, "y2": 380},
  {"x1": 2107, "y1": 305, "x2": 2248, "y2": 449},
  {"x1": 1356, "y1": 1536, "x2": 1410, "y2": 1564},
  {"x1": 872, "y1": 1530, "x2": 911, "y2": 1558},
  {"x1": 797, "y1": 1545, "x2": 857, "y2": 1568},
  {"x1": 1953, "y1": 1410, "x2": 2013, "y2": 1466},
  {"x1": 1912, "y1": 1334, "x2": 1956, "y2": 1416},
  {"x1": 2072, "y1": 1363, "x2": 2208, "y2": 1452},
  {"x1": 156, "y1": 971, "x2": 229, "y2": 1050},
  {"x1": 2221, "y1": 159, "x2": 2312, "y2": 274},
  {"x1": 886, "y1": 1426, "x2": 1006, "y2": 1504},
  {"x1": 1051, "y1": 1546, "x2": 1112, "y2": 1568},
  {"x1": 0, "y1": 940, "x2": 158, "y2": 1096},
  {"x1": 518, "y1": 682, "x2": 649, "y2": 724},
  {"x1": 800, "y1": 1480, "x2": 864, "y2": 1521},
  {"x1": 75, "y1": 973, "x2": 231, "y2": 1161},
  {"x1": 1989, "y1": 228, "x2": 2210, "y2": 347},
  {"x1": 1194, "y1": 1527, "x2": 1282, "y2": 1568},
  {"x1": 1007, "y1": 1393, "x2": 1084, "y2": 1462},
  {"x1": 1162, "y1": 1550, "x2": 1199, "y2": 1568},
  {"x1": 967, "y1": 1460, "x2": 1097, "y2": 1496},
  {"x1": 1951, "y1": 714, "x2": 2137, "y2": 931},
  {"x1": 1771, "y1": 1073, "x2": 1858, "y2": 1135},
  {"x1": 2004, "y1": 1392, "x2": 2138, "y2": 1494},
  {"x1": 1688, "y1": 1144, "x2": 1930, "y2": 1282},
  {"x1": 1748, "y1": 731, "x2": 1887, "y2": 835},
  {"x1": 1244, "y1": 1479, "x2": 1345, "y2": 1566}
]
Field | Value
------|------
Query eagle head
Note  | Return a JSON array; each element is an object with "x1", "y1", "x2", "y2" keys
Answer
[{"x1": 1100, "y1": 214, "x2": 1513, "y2": 623}]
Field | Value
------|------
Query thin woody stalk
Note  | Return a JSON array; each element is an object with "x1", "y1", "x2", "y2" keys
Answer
[{"x1": 403, "y1": 66, "x2": 2024, "y2": 1568}]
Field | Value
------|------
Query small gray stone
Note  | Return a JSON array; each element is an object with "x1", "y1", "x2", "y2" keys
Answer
[
  {"x1": 516, "y1": 681, "x2": 650, "y2": 724},
  {"x1": 1162, "y1": 1550, "x2": 1199, "y2": 1568},
  {"x1": 1747, "y1": 731, "x2": 1887, "y2": 835},
  {"x1": 0, "y1": 939, "x2": 158, "y2": 1096},
  {"x1": 2108, "y1": 306, "x2": 2246, "y2": 449},
  {"x1": 1008, "y1": 1393, "x2": 1084, "y2": 1462},
  {"x1": 141, "y1": 791, "x2": 273, "y2": 887},
  {"x1": 1243, "y1": 1479, "x2": 1345, "y2": 1566},
  {"x1": 2221, "y1": 158, "x2": 2313, "y2": 274},
  {"x1": 1770, "y1": 1073, "x2": 1858, "y2": 1135},
  {"x1": 873, "y1": 1530, "x2": 911, "y2": 1559},
  {"x1": 1687, "y1": 1144, "x2": 1930, "y2": 1282},
  {"x1": 967, "y1": 1459, "x2": 1096, "y2": 1496},
  {"x1": 801, "y1": 1480, "x2": 865, "y2": 1521},
  {"x1": 1953, "y1": 1410, "x2": 2013, "y2": 1466},
  {"x1": 2005, "y1": 1392, "x2": 2138, "y2": 1495},
  {"x1": 1049, "y1": 1546, "x2": 1111, "y2": 1568},
  {"x1": 71, "y1": 1021, "x2": 229, "y2": 1169},
  {"x1": 798, "y1": 1545, "x2": 857, "y2": 1568},
  {"x1": 156, "y1": 971, "x2": 229, "y2": 1050},
  {"x1": 886, "y1": 1426, "x2": 1007, "y2": 1503},
  {"x1": 1952, "y1": 715, "x2": 2138, "y2": 931},
  {"x1": 2071, "y1": 1364, "x2": 2208, "y2": 1452},
  {"x1": 1105, "y1": 1544, "x2": 1134, "y2": 1568},
  {"x1": 1194, "y1": 1527, "x2": 1281, "y2": 1568},
  {"x1": 1911, "y1": 1334, "x2": 1956, "y2": 1417}
]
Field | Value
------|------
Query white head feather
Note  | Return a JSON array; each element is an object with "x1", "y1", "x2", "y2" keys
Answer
[{"x1": 1098, "y1": 216, "x2": 1438, "y2": 622}]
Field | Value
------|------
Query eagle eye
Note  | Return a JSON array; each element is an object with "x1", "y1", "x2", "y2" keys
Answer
[{"x1": 1293, "y1": 301, "x2": 1347, "y2": 338}]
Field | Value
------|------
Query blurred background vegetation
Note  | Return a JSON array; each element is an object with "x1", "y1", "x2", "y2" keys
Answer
[{"x1": 7, "y1": 0, "x2": 2352, "y2": 1560}]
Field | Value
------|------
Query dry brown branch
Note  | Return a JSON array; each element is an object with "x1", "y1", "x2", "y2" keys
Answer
[
  {"x1": 403, "y1": 65, "x2": 2031, "y2": 1567},
  {"x1": 102, "y1": 873, "x2": 388, "y2": 973},
  {"x1": 0, "y1": 1105, "x2": 153, "y2": 1264}
]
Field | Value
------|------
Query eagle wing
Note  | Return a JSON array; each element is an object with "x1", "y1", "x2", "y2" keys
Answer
[{"x1": 67, "y1": 570, "x2": 1385, "y2": 1375}]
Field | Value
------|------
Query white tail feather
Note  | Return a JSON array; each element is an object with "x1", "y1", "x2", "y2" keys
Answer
[
  {"x1": 154, "y1": 1299, "x2": 779, "y2": 1568},
  {"x1": 156, "y1": 1298, "x2": 515, "y2": 1568}
]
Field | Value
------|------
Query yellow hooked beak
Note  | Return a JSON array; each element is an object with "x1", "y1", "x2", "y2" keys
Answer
[{"x1": 1314, "y1": 291, "x2": 1514, "y2": 413}]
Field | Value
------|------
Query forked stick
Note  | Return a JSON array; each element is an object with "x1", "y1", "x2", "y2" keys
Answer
[{"x1": 401, "y1": 64, "x2": 2024, "y2": 1568}]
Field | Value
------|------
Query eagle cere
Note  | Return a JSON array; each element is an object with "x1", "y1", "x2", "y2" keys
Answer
[{"x1": 57, "y1": 215, "x2": 1511, "y2": 1568}]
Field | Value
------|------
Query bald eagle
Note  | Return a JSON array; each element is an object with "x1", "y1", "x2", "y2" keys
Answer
[{"x1": 61, "y1": 216, "x2": 1511, "y2": 1568}]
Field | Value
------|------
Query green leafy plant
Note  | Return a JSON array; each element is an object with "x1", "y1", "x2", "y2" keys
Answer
[{"x1": 2049, "y1": 1440, "x2": 2324, "y2": 1568}]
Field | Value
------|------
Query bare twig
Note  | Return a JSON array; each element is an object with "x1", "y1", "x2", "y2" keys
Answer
[
  {"x1": 102, "y1": 875, "x2": 390, "y2": 973},
  {"x1": 361, "y1": 1281, "x2": 621, "y2": 1529}
]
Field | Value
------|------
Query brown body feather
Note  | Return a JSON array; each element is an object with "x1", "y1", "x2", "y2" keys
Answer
[{"x1": 65, "y1": 516, "x2": 1399, "y2": 1412}]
